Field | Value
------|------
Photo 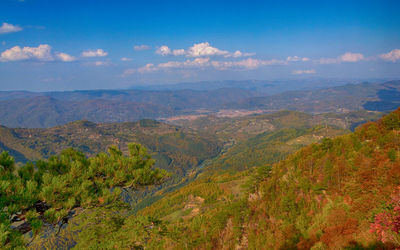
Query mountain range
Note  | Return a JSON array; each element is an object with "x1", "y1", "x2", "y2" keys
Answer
[{"x1": 0, "y1": 80, "x2": 398, "y2": 128}]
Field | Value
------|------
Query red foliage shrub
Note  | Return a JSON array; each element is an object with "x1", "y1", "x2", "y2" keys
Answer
[{"x1": 370, "y1": 186, "x2": 400, "y2": 246}]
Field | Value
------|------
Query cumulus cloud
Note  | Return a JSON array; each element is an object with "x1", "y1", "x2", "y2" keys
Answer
[
  {"x1": 186, "y1": 42, "x2": 229, "y2": 57},
  {"x1": 287, "y1": 56, "x2": 310, "y2": 62},
  {"x1": 56, "y1": 52, "x2": 76, "y2": 62},
  {"x1": 340, "y1": 52, "x2": 364, "y2": 62},
  {"x1": 379, "y1": 49, "x2": 400, "y2": 62},
  {"x1": 155, "y1": 45, "x2": 185, "y2": 56},
  {"x1": 136, "y1": 63, "x2": 157, "y2": 73},
  {"x1": 155, "y1": 42, "x2": 253, "y2": 58},
  {"x1": 121, "y1": 57, "x2": 132, "y2": 61},
  {"x1": 0, "y1": 23, "x2": 22, "y2": 34},
  {"x1": 319, "y1": 52, "x2": 364, "y2": 64},
  {"x1": 0, "y1": 44, "x2": 77, "y2": 62},
  {"x1": 0, "y1": 44, "x2": 53, "y2": 61},
  {"x1": 159, "y1": 57, "x2": 210, "y2": 69},
  {"x1": 81, "y1": 49, "x2": 108, "y2": 57},
  {"x1": 292, "y1": 69, "x2": 316, "y2": 75},
  {"x1": 134, "y1": 44, "x2": 150, "y2": 51},
  {"x1": 172, "y1": 49, "x2": 185, "y2": 56},
  {"x1": 229, "y1": 50, "x2": 255, "y2": 58},
  {"x1": 155, "y1": 45, "x2": 172, "y2": 56}
]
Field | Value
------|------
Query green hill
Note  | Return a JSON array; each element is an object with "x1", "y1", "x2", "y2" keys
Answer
[
  {"x1": 1, "y1": 109, "x2": 396, "y2": 249},
  {"x1": 62, "y1": 107, "x2": 399, "y2": 249},
  {"x1": 0, "y1": 120, "x2": 222, "y2": 176}
]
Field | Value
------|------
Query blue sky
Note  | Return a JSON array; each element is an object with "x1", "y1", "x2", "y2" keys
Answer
[{"x1": 0, "y1": 0, "x2": 399, "y2": 91}]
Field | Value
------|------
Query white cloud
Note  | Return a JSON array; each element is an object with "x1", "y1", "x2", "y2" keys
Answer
[
  {"x1": 155, "y1": 45, "x2": 172, "y2": 56},
  {"x1": 172, "y1": 49, "x2": 185, "y2": 56},
  {"x1": 0, "y1": 23, "x2": 22, "y2": 34},
  {"x1": 0, "y1": 44, "x2": 53, "y2": 61},
  {"x1": 56, "y1": 52, "x2": 76, "y2": 62},
  {"x1": 225, "y1": 50, "x2": 255, "y2": 58},
  {"x1": 125, "y1": 57, "x2": 285, "y2": 76},
  {"x1": 287, "y1": 56, "x2": 309, "y2": 62},
  {"x1": 340, "y1": 52, "x2": 364, "y2": 62},
  {"x1": 0, "y1": 44, "x2": 77, "y2": 62},
  {"x1": 121, "y1": 57, "x2": 132, "y2": 61},
  {"x1": 186, "y1": 42, "x2": 229, "y2": 57},
  {"x1": 158, "y1": 57, "x2": 211, "y2": 69},
  {"x1": 137, "y1": 63, "x2": 157, "y2": 73},
  {"x1": 81, "y1": 49, "x2": 108, "y2": 57},
  {"x1": 155, "y1": 42, "x2": 253, "y2": 58},
  {"x1": 292, "y1": 69, "x2": 316, "y2": 75},
  {"x1": 379, "y1": 49, "x2": 400, "y2": 62},
  {"x1": 134, "y1": 44, "x2": 150, "y2": 51},
  {"x1": 318, "y1": 52, "x2": 364, "y2": 64},
  {"x1": 211, "y1": 58, "x2": 285, "y2": 70}
]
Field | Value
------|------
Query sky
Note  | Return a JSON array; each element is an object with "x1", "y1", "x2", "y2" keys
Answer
[{"x1": 0, "y1": 0, "x2": 399, "y2": 91}]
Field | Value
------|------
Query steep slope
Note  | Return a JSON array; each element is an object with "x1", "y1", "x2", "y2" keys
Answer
[
  {"x1": 205, "y1": 125, "x2": 347, "y2": 172},
  {"x1": 239, "y1": 108, "x2": 400, "y2": 249},
  {"x1": 131, "y1": 108, "x2": 400, "y2": 249},
  {"x1": 30, "y1": 109, "x2": 400, "y2": 249}
]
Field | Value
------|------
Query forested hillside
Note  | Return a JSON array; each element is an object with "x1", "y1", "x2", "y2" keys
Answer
[
  {"x1": 48, "y1": 107, "x2": 397, "y2": 249},
  {"x1": 0, "y1": 109, "x2": 398, "y2": 249},
  {"x1": 0, "y1": 119, "x2": 222, "y2": 175},
  {"x1": 133, "y1": 108, "x2": 400, "y2": 249}
]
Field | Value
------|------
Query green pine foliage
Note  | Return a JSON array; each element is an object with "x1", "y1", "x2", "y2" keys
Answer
[{"x1": 0, "y1": 143, "x2": 167, "y2": 248}]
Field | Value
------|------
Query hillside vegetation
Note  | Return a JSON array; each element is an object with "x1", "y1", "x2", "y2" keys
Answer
[
  {"x1": 1, "y1": 108, "x2": 397, "y2": 249},
  {"x1": 0, "y1": 143, "x2": 168, "y2": 249},
  {"x1": 113, "y1": 108, "x2": 400, "y2": 249},
  {"x1": 23, "y1": 109, "x2": 400, "y2": 249},
  {"x1": 0, "y1": 120, "x2": 222, "y2": 176}
]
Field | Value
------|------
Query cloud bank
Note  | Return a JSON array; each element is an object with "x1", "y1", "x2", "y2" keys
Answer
[{"x1": 123, "y1": 57, "x2": 286, "y2": 76}]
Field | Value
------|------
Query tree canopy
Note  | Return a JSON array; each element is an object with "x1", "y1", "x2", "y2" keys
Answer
[{"x1": 0, "y1": 143, "x2": 168, "y2": 248}]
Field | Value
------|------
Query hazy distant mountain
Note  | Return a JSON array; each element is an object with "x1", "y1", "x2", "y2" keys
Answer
[
  {"x1": 130, "y1": 79, "x2": 365, "y2": 94},
  {"x1": 0, "y1": 80, "x2": 398, "y2": 128},
  {"x1": 229, "y1": 80, "x2": 400, "y2": 113},
  {"x1": 0, "y1": 88, "x2": 258, "y2": 128}
]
